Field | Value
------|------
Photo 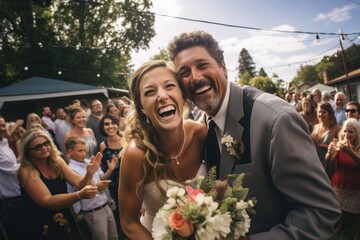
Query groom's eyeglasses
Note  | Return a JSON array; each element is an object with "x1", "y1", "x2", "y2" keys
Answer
[
  {"x1": 27, "y1": 140, "x2": 51, "y2": 151},
  {"x1": 345, "y1": 109, "x2": 359, "y2": 113}
]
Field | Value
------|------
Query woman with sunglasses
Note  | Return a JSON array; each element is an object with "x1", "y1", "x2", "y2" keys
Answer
[
  {"x1": 345, "y1": 101, "x2": 360, "y2": 123},
  {"x1": 18, "y1": 129, "x2": 102, "y2": 240}
]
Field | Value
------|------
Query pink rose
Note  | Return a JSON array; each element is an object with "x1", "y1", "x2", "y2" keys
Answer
[
  {"x1": 168, "y1": 207, "x2": 194, "y2": 237},
  {"x1": 186, "y1": 186, "x2": 205, "y2": 202}
]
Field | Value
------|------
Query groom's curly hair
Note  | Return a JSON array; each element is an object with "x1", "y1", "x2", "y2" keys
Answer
[{"x1": 167, "y1": 30, "x2": 224, "y2": 65}]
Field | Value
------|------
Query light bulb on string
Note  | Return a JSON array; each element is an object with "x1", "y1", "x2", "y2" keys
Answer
[
  {"x1": 315, "y1": 33, "x2": 320, "y2": 44},
  {"x1": 58, "y1": 71, "x2": 62, "y2": 75}
]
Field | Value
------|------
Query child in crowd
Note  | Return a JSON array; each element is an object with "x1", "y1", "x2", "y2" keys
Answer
[{"x1": 65, "y1": 137, "x2": 118, "y2": 240}]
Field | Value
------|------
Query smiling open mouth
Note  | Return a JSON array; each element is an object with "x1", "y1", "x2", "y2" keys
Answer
[{"x1": 159, "y1": 105, "x2": 176, "y2": 118}]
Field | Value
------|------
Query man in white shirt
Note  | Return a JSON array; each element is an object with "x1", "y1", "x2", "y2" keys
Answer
[
  {"x1": 41, "y1": 106, "x2": 55, "y2": 131},
  {"x1": 334, "y1": 92, "x2": 347, "y2": 126},
  {"x1": 0, "y1": 116, "x2": 23, "y2": 239},
  {"x1": 54, "y1": 108, "x2": 71, "y2": 154}
]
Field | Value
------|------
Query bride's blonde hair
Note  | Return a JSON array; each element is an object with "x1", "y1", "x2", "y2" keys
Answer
[{"x1": 123, "y1": 60, "x2": 180, "y2": 198}]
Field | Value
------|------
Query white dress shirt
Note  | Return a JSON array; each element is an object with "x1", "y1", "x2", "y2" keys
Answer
[
  {"x1": 67, "y1": 158, "x2": 108, "y2": 214},
  {"x1": 0, "y1": 138, "x2": 20, "y2": 198}
]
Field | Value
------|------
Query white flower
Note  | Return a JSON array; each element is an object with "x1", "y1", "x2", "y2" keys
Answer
[
  {"x1": 221, "y1": 134, "x2": 245, "y2": 161},
  {"x1": 152, "y1": 209, "x2": 172, "y2": 240},
  {"x1": 236, "y1": 200, "x2": 248, "y2": 210},
  {"x1": 200, "y1": 212, "x2": 232, "y2": 240},
  {"x1": 248, "y1": 200, "x2": 254, "y2": 207},
  {"x1": 162, "y1": 197, "x2": 176, "y2": 210},
  {"x1": 166, "y1": 186, "x2": 185, "y2": 198},
  {"x1": 233, "y1": 217, "x2": 251, "y2": 239},
  {"x1": 194, "y1": 194, "x2": 218, "y2": 212}
]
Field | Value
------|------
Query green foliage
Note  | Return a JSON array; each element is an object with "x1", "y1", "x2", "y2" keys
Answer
[
  {"x1": 292, "y1": 64, "x2": 320, "y2": 84},
  {"x1": 249, "y1": 76, "x2": 277, "y2": 94},
  {"x1": 200, "y1": 166, "x2": 217, "y2": 192},
  {"x1": 238, "y1": 71, "x2": 252, "y2": 85},
  {"x1": 292, "y1": 43, "x2": 360, "y2": 85},
  {"x1": 258, "y1": 67, "x2": 267, "y2": 77},
  {"x1": 0, "y1": 0, "x2": 155, "y2": 88},
  {"x1": 237, "y1": 48, "x2": 256, "y2": 78},
  {"x1": 151, "y1": 49, "x2": 169, "y2": 61}
]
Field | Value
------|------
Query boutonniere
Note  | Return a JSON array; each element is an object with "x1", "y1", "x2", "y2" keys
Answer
[{"x1": 221, "y1": 134, "x2": 245, "y2": 163}]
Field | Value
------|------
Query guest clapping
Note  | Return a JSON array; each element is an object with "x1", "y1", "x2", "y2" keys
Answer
[
  {"x1": 326, "y1": 118, "x2": 360, "y2": 239},
  {"x1": 18, "y1": 129, "x2": 101, "y2": 239}
]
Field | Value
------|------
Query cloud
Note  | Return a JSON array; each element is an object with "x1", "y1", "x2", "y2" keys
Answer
[
  {"x1": 313, "y1": 4, "x2": 357, "y2": 23},
  {"x1": 153, "y1": 0, "x2": 183, "y2": 16},
  {"x1": 219, "y1": 25, "x2": 307, "y2": 55}
]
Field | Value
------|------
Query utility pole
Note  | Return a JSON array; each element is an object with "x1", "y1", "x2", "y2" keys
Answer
[{"x1": 339, "y1": 31, "x2": 352, "y2": 100}]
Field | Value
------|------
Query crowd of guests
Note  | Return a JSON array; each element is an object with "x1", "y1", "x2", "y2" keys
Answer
[
  {"x1": 283, "y1": 88, "x2": 360, "y2": 239},
  {"x1": 0, "y1": 96, "x2": 132, "y2": 240},
  {"x1": 1, "y1": 85, "x2": 360, "y2": 239}
]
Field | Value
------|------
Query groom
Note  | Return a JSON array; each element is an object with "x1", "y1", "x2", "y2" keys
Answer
[{"x1": 167, "y1": 31, "x2": 340, "y2": 240}]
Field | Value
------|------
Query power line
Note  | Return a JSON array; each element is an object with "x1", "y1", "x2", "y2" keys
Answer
[
  {"x1": 154, "y1": 12, "x2": 360, "y2": 37},
  {"x1": 344, "y1": 0, "x2": 360, "y2": 6}
]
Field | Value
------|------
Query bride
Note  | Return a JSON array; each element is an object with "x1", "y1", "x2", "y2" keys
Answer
[{"x1": 119, "y1": 60, "x2": 207, "y2": 239}]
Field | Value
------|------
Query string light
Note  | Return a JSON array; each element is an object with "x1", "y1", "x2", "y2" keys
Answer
[{"x1": 315, "y1": 33, "x2": 320, "y2": 43}]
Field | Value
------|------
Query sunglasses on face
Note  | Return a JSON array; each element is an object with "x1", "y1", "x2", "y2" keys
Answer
[
  {"x1": 27, "y1": 140, "x2": 51, "y2": 151},
  {"x1": 345, "y1": 109, "x2": 359, "y2": 113},
  {"x1": 104, "y1": 122, "x2": 117, "y2": 126}
]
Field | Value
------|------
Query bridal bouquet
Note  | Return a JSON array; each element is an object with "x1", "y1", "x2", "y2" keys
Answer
[{"x1": 152, "y1": 167, "x2": 256, "y2": 240}]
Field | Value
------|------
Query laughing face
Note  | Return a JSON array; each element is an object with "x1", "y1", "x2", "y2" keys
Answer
[
  {"x1": 342, "y1": 124, "x2": 357, "y2": 145},
  {"x1": 139, "y1": 66, "x2": 184, "y2": 131},
  {"x1": 174, "y1": 46, "x2": 227, "y2": 117}
]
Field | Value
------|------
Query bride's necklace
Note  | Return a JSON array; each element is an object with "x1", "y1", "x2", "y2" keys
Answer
[{"x1": 170, "y1": 125, "x2": 186, "y2": 165}]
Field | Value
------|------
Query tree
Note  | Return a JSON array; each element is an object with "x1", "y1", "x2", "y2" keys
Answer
[
  {"x1": 291, "y1": 64, "x2": 320, "y2": 85},
  {"x1": 0, "y1": 0, "x2": 155, "y2": 89},
  {"x1": 258, "y1": 67, "x2": 267, "y2": 77},
  {"x1": 271, "y1": 73, "x2": 286, "y2": 97},
  {"x1": 237, "y1": 48, "x2": 256, "y2": 78},
  {"x1": 151, "y1": 49, "x2": 169, "y2": 61},
  {"x1": 249, "y1": 76, "x2": 277, "y2": 94},
  {"x1": 237, "y1": 71, "x2": 252, "y2": 85}
]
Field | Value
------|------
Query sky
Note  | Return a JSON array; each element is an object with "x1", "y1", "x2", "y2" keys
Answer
[{"x1": 130, "y1": 0, "x2": 360, "y2": 83}]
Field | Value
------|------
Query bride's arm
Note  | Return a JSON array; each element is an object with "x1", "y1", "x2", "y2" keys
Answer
[{"x1": 119, "y1": 141, "x2": 152, "y2": 239}]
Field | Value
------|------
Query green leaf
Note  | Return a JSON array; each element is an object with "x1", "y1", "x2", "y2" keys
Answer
[{"x1": 232, "y1": 188, "x2": 249, "y2": 201}]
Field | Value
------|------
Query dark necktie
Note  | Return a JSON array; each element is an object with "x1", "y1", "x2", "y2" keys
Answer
[{"x1": 206, "y1": 119, "x2": 220, "y2": 176}]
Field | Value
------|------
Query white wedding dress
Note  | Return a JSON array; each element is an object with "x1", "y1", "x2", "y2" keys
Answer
[{"x1": 141, "y1": 163, "x2": 207, "y2": 232}]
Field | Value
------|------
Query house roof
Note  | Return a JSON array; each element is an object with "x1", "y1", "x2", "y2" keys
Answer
[
  {"x1": 326, "y1": 68, "x2": 360, "y2": 85},
  {"x1": 0, "y1": 76, "x2": 109, "y2": 103},
  {"x1": 305, "y1": 83, "x2": 336, "y2": 93}
]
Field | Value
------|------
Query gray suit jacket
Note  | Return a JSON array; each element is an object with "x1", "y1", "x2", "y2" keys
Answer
[{"x1": 206, "y1": 82, "x2": 340, "y2": 239}]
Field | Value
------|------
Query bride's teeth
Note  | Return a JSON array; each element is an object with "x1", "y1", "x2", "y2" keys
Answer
[{"x1": 159, "y1": 105, "x2": 175, "y2": 114}]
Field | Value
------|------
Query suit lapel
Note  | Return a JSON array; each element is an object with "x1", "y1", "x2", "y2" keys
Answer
[{"x1": 219, "y1": 83, "x2": 245, "y2": 178}]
